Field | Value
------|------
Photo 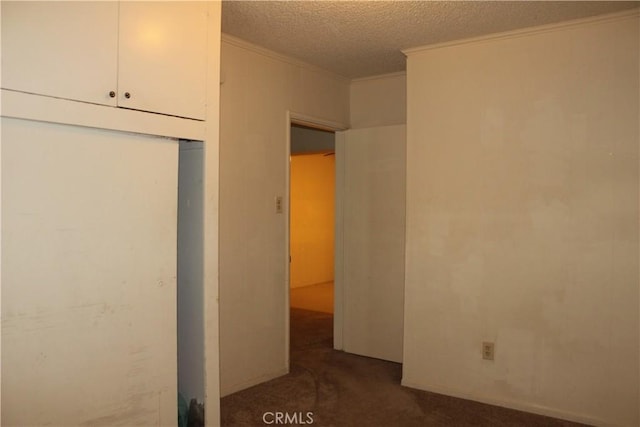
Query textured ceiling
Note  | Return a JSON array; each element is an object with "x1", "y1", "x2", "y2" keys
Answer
[{"x1": 222, "y1": 1, "x2": 639, "y2": 79}]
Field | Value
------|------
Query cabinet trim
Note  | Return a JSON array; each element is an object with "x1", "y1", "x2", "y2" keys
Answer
[{"x1": 0, "y1": 89, "x2": 205, "y2": 141}]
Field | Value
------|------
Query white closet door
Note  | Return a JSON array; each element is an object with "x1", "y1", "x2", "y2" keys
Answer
[
  {"x1": 2, "y1": 118, "x2": 179, "y2": 426},
  {"x1": 1, "y1": 1, "x2": 119, "y2": 106},
  {"x1": 337, "y1": 125, "x2": 406, "y2": 363},
  {"x1": 118, "y1": 1, "x2": 208, "y2": 120}
]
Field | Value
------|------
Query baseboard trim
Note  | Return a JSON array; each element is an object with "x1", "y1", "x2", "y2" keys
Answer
[
  {"x1": 400, "y1": 379, "x2": 613, "y2": 427},
  {"x1": 221, "y1": 367, "x2": 289, "y2": 397},
  {"x1": 290, "y1": 281, "x2": 334, "y2": 290}
]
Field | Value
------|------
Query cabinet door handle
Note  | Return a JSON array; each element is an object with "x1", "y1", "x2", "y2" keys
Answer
[
  {"x1": 109, "y1": 91, "x2": 116, "y2": 98},
  {"x1": 124, "y1": 92, "x2": 131, "y2": 99}
]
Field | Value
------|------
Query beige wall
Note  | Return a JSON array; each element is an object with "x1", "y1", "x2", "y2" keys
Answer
[
  {"x1": 403, "y1": 12, "x2": 639, "y2": 427},
  {"x1": 350, "y1": 72, "x2": 406, "y2": 129},
  {"x1": 219, "y1": 35, "x2": 349, "y2": 396},
  {"x1": 290, "y1": 153, "x2": 335, "y2": 288}
]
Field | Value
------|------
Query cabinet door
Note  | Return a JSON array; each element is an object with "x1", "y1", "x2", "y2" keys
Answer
[
  {"x1": 118, "y1": 2, "x2": 208, "y2": 120},
  {"x1": 1, "y1": 1, "x2": 118, "y2": 106}
]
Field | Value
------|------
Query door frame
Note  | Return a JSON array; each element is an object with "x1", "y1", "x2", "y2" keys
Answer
[{"x1": 284, "y1": 111, "x2": 348, "y2": 367}]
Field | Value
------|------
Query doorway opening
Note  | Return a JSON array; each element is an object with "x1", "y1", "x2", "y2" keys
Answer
[
  {"x1": 288, "y1": 121, "x2": 336, "y2": 362},
  {"x1": 177, "y1": 140, "x2": 205, "y2": 426}
]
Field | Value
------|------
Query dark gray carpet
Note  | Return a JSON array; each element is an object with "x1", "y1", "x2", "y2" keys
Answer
[{"x1": 221, "y1": 308, "x2": 588, "y2": 427}]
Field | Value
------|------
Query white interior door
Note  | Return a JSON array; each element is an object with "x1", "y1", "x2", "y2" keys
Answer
[{"x1": 335, "y1": 125, "x2": 406, "y2": 363}]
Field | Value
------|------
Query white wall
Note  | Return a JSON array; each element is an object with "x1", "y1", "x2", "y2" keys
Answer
[
  {"x1": 219, "y1": 35, "x2": 349, "y2": 395},
  {"x1": 403, "y1": 12, "x2": 639, "y2": 427},
  {"x1": 2, "y1": 118, "x2": 179, "y2": 426},
  {"x1": 350, "y1": 72, "x2": 406, "y2": 129}
]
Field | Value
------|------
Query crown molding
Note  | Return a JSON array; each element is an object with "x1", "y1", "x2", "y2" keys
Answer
[
  {"x1": 221, "y1": 33, "x2": 350, "y2": 82},
  {"x1": 403, "y1": 8, "x2": 639, "y2": 56},
  {"x1": 351, "y1": 71, "x2": 407, "y2": 84}
]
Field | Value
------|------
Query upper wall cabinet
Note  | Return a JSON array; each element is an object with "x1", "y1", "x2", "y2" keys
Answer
[
  {"x1": 118, "y1": 2, "x2": 207, "y2": 120},
  {"x1": 1, "y1": 2, "x2": 119, "y2": 108},
  {"x1": 1, "y1": 1, "x2": 208, "y2": 120}
]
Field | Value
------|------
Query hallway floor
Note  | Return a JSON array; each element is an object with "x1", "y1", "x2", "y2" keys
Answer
[
  {"x1": 290, "y1": 281, "x2": 334, "y2": 313},
  {"x1": 220, "y1": 309, "x2": 587, "y2": 427}
]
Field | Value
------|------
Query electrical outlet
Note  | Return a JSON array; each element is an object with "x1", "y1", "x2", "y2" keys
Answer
[
  {"x1": 275, "y1": 196, "x2": 283, "y2": 214},
  {"x1": 482, "y1": 342, "x2": 495, "y2": 361}
]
